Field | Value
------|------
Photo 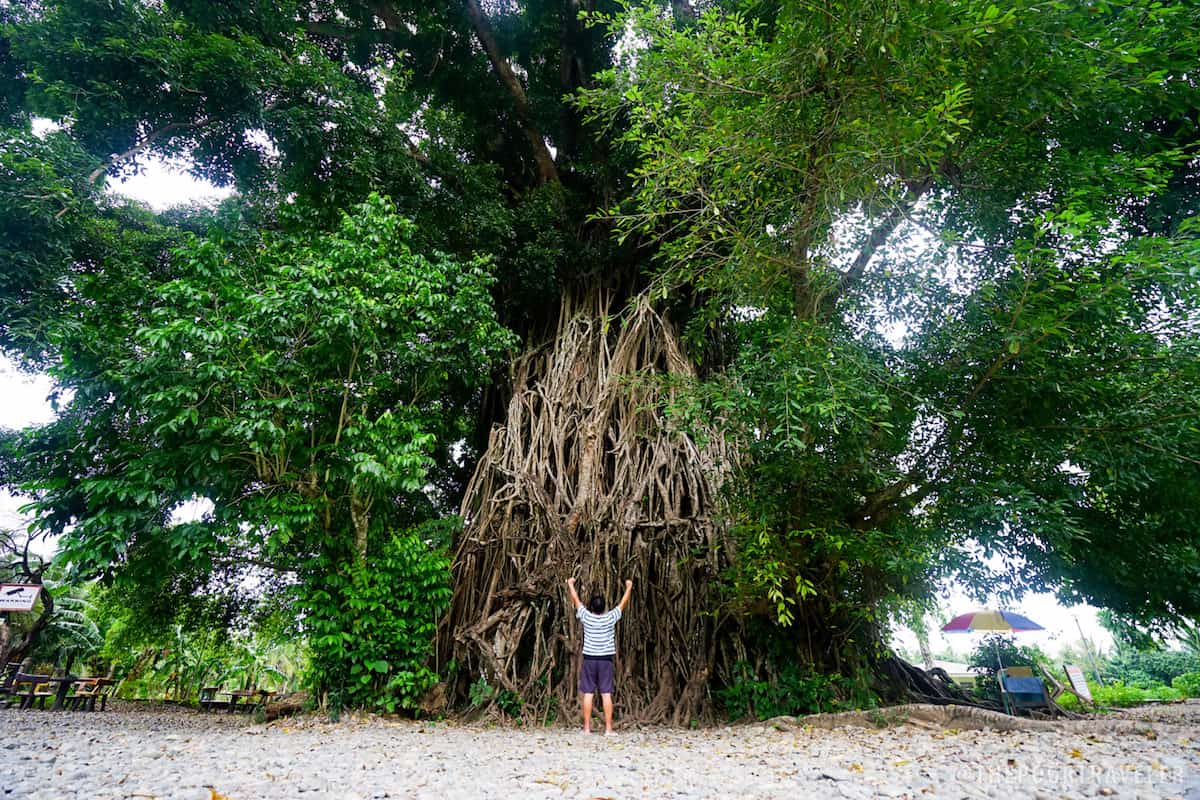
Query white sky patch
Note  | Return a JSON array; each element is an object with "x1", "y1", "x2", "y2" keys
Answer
[
  {"x1": 245, "y1": 128, "x2": 280, "y2": 160},
  {"x1": 0, "y1": 492, "x2": 34, "y2": 534},
  {"x1": 31, "y1": 117, "x2": 62, "y2": 137},
  {"x1": 0, "y1": 358, "x2": 61, "y2": 555},
  {"x1": 107, "y1": 158, "x2": 233, "y2": 211},
  {"x1": 30, "y1": 116, "x2": 232, "y2": 211},
  {"x1": 0, "y1": 358, "x2": 58, "y2": 428},
  {"x1": 169, "y1": 496, "x2": 215, "y2": 526}
]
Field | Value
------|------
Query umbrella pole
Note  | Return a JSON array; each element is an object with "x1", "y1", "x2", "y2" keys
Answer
[{"x1": 994, "y1": 638, "x2": 1011, "y2": 715}]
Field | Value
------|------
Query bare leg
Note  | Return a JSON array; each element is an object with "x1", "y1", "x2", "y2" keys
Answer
[
  {"x1": 601, "y1": 693, "x2": 614, "y2": 734},
  {"x1": 581, "y1": 692, "x2": 594, "y2": 733}
]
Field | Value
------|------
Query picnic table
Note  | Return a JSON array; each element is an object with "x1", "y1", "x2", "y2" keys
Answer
[
  {"x1": 199, "y1": 686, "x2": 226, "y2": 711},
  {"x1": 3, "y1": 673, "x2": 52, "y2": 709},
  {"x1": 220, "y1": 688, "x2": 276, "y2": 714},
  {"x1": 1, "y1": 673, "x2": 115, "y2": 711},
  {"x1": 46, "y1": 674, "x2": 78, "y2": 710},
  {"x1": 67, "y1": 677, "x2": 115, "y2": 711}
]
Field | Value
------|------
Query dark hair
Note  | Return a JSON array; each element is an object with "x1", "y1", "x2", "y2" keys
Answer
[{"x1": 588, "y1": 594, "x2": 605, "y2": 614}]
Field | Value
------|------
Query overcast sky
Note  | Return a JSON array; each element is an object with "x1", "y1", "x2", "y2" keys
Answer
[{"x1": 0, "y1": 156, "x2": 1115, "y2": 660}]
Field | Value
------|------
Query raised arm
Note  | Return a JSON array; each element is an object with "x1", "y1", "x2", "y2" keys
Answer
[
  {"x1": 618, "y1": 579, "x2": 633, "y2": 612},
  {"x1": 566, "y1": 577, "x2": 582, "y2": 610}
]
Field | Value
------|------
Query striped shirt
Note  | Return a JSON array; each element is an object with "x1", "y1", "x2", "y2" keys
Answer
[{"x1": 576, "y1": 606, "x2": 622, "y2": 657}]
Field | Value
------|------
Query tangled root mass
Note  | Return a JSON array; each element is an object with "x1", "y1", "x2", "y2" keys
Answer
[{"x1": 440, "y1": 291, "x2": 742, "y2": 724}]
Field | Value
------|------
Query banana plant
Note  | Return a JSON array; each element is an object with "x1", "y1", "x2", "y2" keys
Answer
[{"x1": 216, "y1": 637, "x2": 293, "y2": 692}]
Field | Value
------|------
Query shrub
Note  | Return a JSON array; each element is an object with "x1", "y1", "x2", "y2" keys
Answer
[
  {"x1": 1171, "y1": 672, "x2": 1200, "y2": 698},
  {"x1": 715, "y1": 662, "x2": 871, "y2": 719},
  {"x1": 1091, "y1": 681, "x2": 1182, "y2": 707},
  {"x1": 300, "y1": 527, "x2": 452, "y2": 713},
  {"x1": 1117, "y1": 668, "x2": 1158, "y2": 689},
  {"x1": 1106, "y1": 650, "x2": 1200, "y2": 686},
  {"x1": 467, "y1": 677, "x2": 523, "y2": 717},
  {"x1": 1056, "y1": 691, "x2": 1082, "y2": 712}
]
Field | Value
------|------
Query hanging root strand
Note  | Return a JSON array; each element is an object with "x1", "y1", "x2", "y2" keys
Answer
[{"x1": 440, "y1": 290, "x2": 737, "y2": 723}]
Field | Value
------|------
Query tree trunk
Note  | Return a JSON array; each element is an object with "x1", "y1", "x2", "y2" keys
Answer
[{"x1": 440, "y1": 289, "x2": 741, "y2": 723}]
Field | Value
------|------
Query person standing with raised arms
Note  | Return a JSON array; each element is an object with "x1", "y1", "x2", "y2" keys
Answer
[{"x1": 566, "y1": 576, "x2": 633, "y2": 735}]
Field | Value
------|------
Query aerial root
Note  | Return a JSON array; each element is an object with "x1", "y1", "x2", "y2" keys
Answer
[{"x1": 440, "y1": 289, "x2": 737, "y2": 723}]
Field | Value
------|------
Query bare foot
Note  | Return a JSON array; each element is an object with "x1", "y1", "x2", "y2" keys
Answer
[{"x1": 604, "y1": 730, "x2": 616, "y2": 737}]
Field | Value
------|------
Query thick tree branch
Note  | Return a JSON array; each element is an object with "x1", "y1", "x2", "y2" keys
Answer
[
  {"x1": 558, "y1": 0, "x2": 590, "y2": 159},
  {"x1": 834, "y1": 176, "x2": 932, "y2": 297},
  {"x1": 670, "y1": 0, "x2": 698, "y2": 26},
  {"x1": 463, "y1": 0, "x2": 559, "y2": 184},
  {"x1": 788, "y1": 136, "x2": 832, "y2": 319},
  {"x1": 302, "y1": 20, "x2": 406, "y2": 48},
  {"x1": 86, "y1": 120, "x2": 207, "y2": 186},
  {"x1": 368, "y1": 1, "x2": 406, "y2": 32}
]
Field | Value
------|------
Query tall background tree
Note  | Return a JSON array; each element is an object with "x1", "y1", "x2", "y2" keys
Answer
[
  {"x1": 577, "y1": 0, "x2": 1200, "y2": 696},
  {"x1": 1, "y1": 0, "x2": 1197, "y2": 719}
]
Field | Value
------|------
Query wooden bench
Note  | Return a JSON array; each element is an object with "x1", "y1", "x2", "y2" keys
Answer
[
  {"x1": 7, "y1": 673, "x2": 55, "y2": 709},
  {"x1": 223, "y1": 688, "x2": 276, "y2": 714},
  {"x1": 199, "y1": 686, "x2": 228, "y2": 711},
  {"x1": 67, "y1": 678, "x2": 115, "y2": 711}
]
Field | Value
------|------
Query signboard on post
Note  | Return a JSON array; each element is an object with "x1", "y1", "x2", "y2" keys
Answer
[
  {"x1": 1064, "y1": 664, "x2": 1094, "y2": 704},
  {"x1": 0, "y1": 584, "x2": 42, "y2": 612}
]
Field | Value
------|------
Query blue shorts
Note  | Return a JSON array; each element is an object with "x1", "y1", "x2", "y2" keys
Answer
[{"x1": 580, "y1": 656, "x2": 615, "y2": 695}]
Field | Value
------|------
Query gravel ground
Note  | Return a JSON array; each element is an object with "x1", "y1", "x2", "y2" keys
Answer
[{"x1": 2, "y1": 702, "x2": 1198, "y2": 799}]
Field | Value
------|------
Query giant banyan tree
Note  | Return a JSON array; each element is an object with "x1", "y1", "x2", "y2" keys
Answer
[
  {"x1": 6, "y1": 0, "x2": 1200, "y2": 724},
  {"x1": 441, "y1": 290, "x2": 740, "y2": 723}
]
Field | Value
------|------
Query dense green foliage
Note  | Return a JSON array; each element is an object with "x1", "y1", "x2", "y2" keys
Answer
[
  {"x1": 1056, "y1": 680, "x2": 1184, "y2": 710},
  {"x1": 1, "y1": 0, "x2": 1199, "y2": 714},
  {"x1": 1172, "y1": 672, "x2": 1200, "y2": 698},
  {"x1": 2, "y1": 187, "x2": 508, "y2": 709},
  {"x1": 100, "y1": 622, "x2": 297, "y2": 704},
  {"x1": 716, "y1": 661, "x2": 875, "y2": 720},
  {"x1": 580, "y1": 0, "x2": 1200, "y2": 669},
  {"x1": 13, "y1": 192, "x2": 510, "y2": 579},
  {"x1": 1106, "y1": 650, "x2": 1200, "y2": 688},
  {"x1": 299, "y1": 526, "x2": 452, "y2": 712}
]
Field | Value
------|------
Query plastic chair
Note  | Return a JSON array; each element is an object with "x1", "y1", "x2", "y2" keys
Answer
[{"x1": 999, "y1": 668, "x2": 1054, "y2": 715}]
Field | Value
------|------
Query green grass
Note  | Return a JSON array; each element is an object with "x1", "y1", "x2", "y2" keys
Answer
[{"x1": 1058, "y1": 679, "x2": 1185, "y2": 711}]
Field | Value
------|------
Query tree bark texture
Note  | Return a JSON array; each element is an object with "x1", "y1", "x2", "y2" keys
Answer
[{"x1": 440, "y1": 290, "x2": 740, "y2": 724}]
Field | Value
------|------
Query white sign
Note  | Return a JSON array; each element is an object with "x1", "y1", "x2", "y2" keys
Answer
[
  {"x1": 1064, "y1": 664, "x2": 1094, "y2": 703},
  {"x1": 0, "y1": 584, "x2": 42, "y2": 612}
]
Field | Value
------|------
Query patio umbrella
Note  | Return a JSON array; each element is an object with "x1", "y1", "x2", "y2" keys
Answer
[
  {"x1": 941, "y1": 609, "x2": 1044, "y2": 635},
  {"x1": 941, "y1": 609, "x2": 1044, "y2": 670}
]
